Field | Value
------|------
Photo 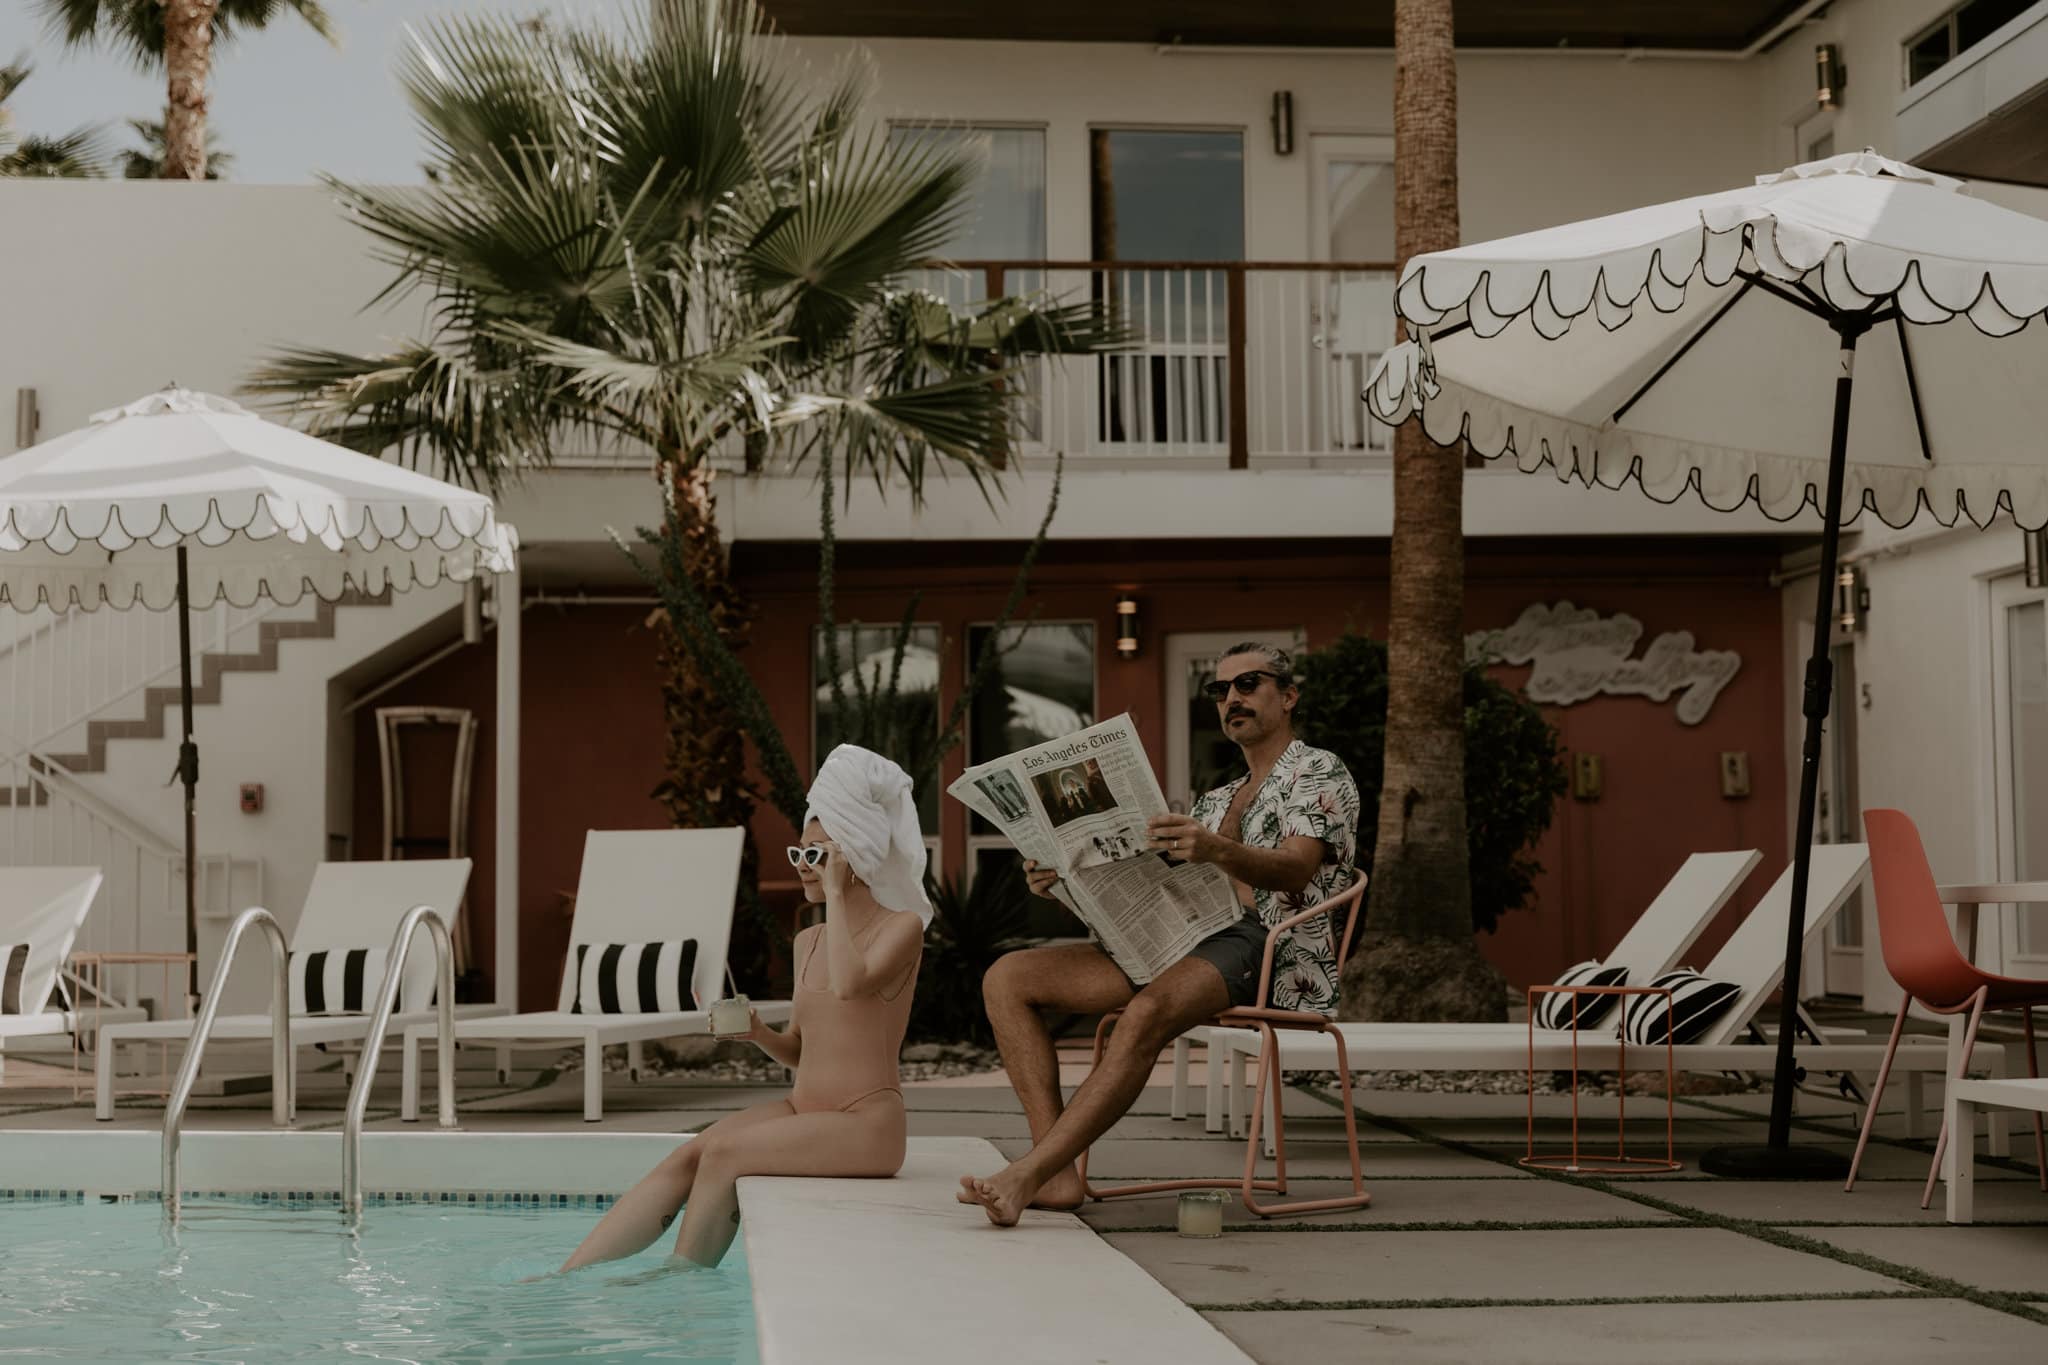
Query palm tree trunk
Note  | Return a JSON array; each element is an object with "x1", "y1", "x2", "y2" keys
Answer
[
  {"x1": 1342, "y1": 0, "x2": 1504, "y2": 1023},
  {"x1": 654, "y1": 457, "x2": 773, "y2": 988},
  {"x1": 160, "y1": 0, "x2": 217, "y2": 181}
]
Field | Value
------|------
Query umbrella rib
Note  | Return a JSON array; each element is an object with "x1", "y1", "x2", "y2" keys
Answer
[
  {"x1": 1733, "y1": 269, "x2": 1834, "y2": 323},
  {"x1": 1611, "y1": 279, "x2": 1756, "y2": 425},
  {"x1": 1893, "y1": 313, "x2": 1934, "y2": 464}
]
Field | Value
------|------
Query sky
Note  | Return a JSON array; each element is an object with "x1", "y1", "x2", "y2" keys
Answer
[{"x1": 0, "y1": 0, "x2": 622, "y2": 183}]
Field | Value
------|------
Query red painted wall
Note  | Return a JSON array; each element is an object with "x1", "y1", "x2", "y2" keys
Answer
[{"x1": 353, "y1": 535, "x2": 1788, "y2": 1006}]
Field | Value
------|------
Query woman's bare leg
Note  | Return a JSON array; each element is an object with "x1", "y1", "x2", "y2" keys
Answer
[
  {"x1": 674, "y1": 1098, "x2": 906, "y2": 1269},
  {"x1": 559, "y1": 1100, "x2": 794, "y2": 1272}
]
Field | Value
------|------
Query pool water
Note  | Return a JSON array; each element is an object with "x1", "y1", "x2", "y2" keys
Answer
[{"x1": 0, "y1": 1199, "x2": 759, "y2": 1363}]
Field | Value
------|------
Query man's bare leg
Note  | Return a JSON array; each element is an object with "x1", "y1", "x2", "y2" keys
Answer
[
  {"x1": 968, "y1": 943, "x2": 1134, "y2": 1211},
  {"x1": 967, "y1": 956, "x2": 1229, "y2": 1226}
]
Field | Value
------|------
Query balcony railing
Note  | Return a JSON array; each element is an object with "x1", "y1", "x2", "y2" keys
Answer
[
  {"x1": 548, "y1": 260, "x2": 1399, "y2": 470},
  {"x1": 912, "y1": 260, "x2": 1399, "y2": 468}
]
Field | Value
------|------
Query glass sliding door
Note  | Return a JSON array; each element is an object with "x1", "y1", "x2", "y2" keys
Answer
[{"x1": 1993, "y1": 577, "x2": 2048, "y2": 969}]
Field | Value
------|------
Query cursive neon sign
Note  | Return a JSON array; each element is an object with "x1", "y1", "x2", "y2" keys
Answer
[{"x1": 1467, "y1": 602, "x2": 1741, "y2": 726}]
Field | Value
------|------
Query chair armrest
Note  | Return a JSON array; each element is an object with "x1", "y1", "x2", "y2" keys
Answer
[
  {"x1": 1249, "y1": 878, "x2": 1368, "y2": 1011},
  {"x1": 1939, "y1": 882, "x2": 2048, "y2": 905}
]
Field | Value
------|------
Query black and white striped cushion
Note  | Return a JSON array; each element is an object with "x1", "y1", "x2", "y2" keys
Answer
[
  {"x1": 288, "y1": 948, "x2": 391, "y2": 1016},
  {"x1": 0, "y1": 942, "x2": 29, "y2": 1014},
  {"x1": 571, "y1": 940, "x2": 700, "y2": 1014},
  {"x1": 1622, "y1": 969, "x2": 1741, "y2": 1046},
  {"x1": 1534, "y1": 959, "x2": 1628, "y2": 1031}
]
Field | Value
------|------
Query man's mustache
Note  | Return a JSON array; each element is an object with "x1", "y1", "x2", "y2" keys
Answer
[{"x1": 1226, "y1": 706, "x2": 1254, "y2": 721}]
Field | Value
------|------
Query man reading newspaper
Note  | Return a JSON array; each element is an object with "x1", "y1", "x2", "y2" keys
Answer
[{"x1": 956, "y1": 641, "x2": 1359, "y2": 1226}]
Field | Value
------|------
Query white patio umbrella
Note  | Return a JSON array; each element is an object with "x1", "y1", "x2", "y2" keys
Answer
[
  {"x1": 1365, "y1": 150, "x2": 2048, "y2": 1178},
  {"x1": 0, "y1": 387, "x2": 518, "y2": 1000}
]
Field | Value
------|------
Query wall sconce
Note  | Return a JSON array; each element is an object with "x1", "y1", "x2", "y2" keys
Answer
[
  {"x1": 14, "y1": 388, "x2": 38, "y2": 449},
  {"x1": 1115, "y1": 596, "x2": 1140, "y2": 657},
  {"x1": 1834, "y1": 565, "x2": 1869, "y2": 632},
  {"x1": 1815, "y1": 43, "x2": 1846, "y2": 110},
  {"x1": 2026, "y1": 526, "x2": 2048, "y2": 589},
  {"x1": 1271, "y1": 91, "x2": 1295, "y2": 156}
]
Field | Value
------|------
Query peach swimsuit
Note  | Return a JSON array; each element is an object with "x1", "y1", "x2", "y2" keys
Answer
[{"x1": 787, "y1": 919, "x2": 920, "y2": 1115}]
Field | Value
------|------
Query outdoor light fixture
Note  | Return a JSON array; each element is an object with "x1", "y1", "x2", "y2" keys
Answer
[
  {"x1": 1835, "y1": 565, "x2": 1869, "y2": 632},
  {"x1": 14, "y1": 388, "x2": 37, "y2": 449},
  {"x1": 1815, "y1": 43, "x2": 1846, "y2": 109},
  {"x1": 2027, "y1": 527, "x2": 2048, "y2": 589},
  {"x1": 1115, "y1": 596, "x2": 1140, "y2": 657},
  {"x1": 1271, "y1": 91, "x2": 1295, "y2": 156}
]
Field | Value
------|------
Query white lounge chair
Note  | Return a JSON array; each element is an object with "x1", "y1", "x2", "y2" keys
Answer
[
  {"x1": 399, "y1": 828, "x2": 794, "y2": 1123},
  {"x1": 1167, "y1": 848, "x2": 1764, "y2": 1123},
  {"x1": 1208, "y1": 845, "x2": 2013, "y2": 1153},
  {"x1": 0, "y1": 867, "x2": 120, "y2": 1072},
  {"x1": 94, "y1": 859, "x2": 502, "y2": 1120}
]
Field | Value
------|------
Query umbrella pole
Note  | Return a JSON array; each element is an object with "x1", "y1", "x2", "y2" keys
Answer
[
  {"x1": 176, "y1": 546, "x2": 200, "y2": 1011},
  {"x1": 1701, "y1": 320, "x2": 1871, "y2": 1180}
]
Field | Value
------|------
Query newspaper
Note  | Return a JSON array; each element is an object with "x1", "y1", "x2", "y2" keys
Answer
[{"x1": 947, "y1": 713, "x2": 1244, "y2": 985}]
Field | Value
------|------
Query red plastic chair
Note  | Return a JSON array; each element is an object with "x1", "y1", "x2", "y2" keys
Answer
[
  {"x1": 1076, "y1": 874, "x2": 1371, "y2": 1218},
  {"x1": 1846, "y1": 809, "x2": 2048, "y2": 1205}
]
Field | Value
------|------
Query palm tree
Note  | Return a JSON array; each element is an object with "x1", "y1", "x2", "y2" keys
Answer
[
  {"x1": 38, "y1": 0, "x2": 334, "y2": 179},
  {"x1": 1342, "y1": 0, "x2": 1505, "y2": 1023},
  {"x1": 0, "y1": 57, "x2": 108, "y2": 177},
  {"x1": 247, "y1": 0, "x2": 1113, "y2": 981},
  {"x1": 116, "y1": 117, "x2": 232, "y2": 178}
]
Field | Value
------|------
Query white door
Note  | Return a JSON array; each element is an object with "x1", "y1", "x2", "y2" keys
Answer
[
  {"x1": 1308, "y1": 135, "x2": 1395, "y2": 459},
  {"x1": 1165, "y1": 630, "x2": 1307, "y2": 810},
  {"x1": 1989, "y1": 573, "x2": 2048, "y2": 975}
]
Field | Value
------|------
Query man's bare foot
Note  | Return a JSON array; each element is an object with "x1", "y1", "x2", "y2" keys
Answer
[
  {"x1": 963, "y1": 1162, "x2": 1042, "y2": 1228},
  {"x1": 1029, "y1": 1164, "x2": 1086, "y2": 1211}
]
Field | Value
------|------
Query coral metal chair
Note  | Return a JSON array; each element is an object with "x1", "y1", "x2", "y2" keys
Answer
[
  {"x1": 1077, "y1": 875, "x2": 1371, "y2": 1217},
  {"x1": 1846, "y1": 809, "x2": 2048, "y2": 1206}
]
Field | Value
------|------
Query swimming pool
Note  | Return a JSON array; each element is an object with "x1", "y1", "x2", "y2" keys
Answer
[{"x1": 0, "y1": 1197, "x2": 759, "y2": 1363}]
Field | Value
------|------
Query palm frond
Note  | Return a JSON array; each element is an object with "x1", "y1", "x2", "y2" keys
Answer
[
  {"x1": 244, "y1": 342, "x2": 547, "y2": 492},
  {"x1": 38, "y1": 0, "x2": 335, "y2": 70},
  {"x1": 502, "y1": 322, "x2": 789, "y2": 454},
  {"x1": 1, "y1": 127, "x2": 107, "y2": 178},
  {"x1": 116, "y1": 117, "x2": 231, "y2": 179},
  {"x1": 738, "y1": 127, "x2": 981, "y2": 357}
]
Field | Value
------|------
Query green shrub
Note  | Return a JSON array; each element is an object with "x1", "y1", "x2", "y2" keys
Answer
[
  {"x1": 1293, "y1": 632, "x2": 1568, "y2": 934},
  {"x1": 907, "y1": 863, "x2": 1038, "y2": 1047}
]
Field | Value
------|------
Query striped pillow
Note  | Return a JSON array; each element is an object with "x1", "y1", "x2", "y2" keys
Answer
[
  {"x1": 1, "y1": 942, "x2": 30, "y2": 1014},
  {"x1": 289, "y1": 948, "x2": 392, "y2": 1016},
  {"x1": 1534, "y1": 959, "x2": 1628, "y2": 1031},
  {"x1": 1622, "y1": 969, "x2": 1741, "y2": 1046},
  {"x1": 572, "y1": 940, "x2": 700, "y2": 1015}
]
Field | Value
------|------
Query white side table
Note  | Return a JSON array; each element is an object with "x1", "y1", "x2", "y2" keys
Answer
[{"x1": 1944, "y1": 1076, "x2": 2048, "y2": 1223}]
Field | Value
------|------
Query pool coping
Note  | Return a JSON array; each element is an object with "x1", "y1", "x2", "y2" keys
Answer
[{"x1": 0, "y1": 1130, "x2": 1253, "y2": 1365}]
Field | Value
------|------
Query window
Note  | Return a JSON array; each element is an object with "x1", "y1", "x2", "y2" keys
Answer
[
  {"x1": 885, "y1": 124, "x2": 1046, "y2": 283},
  {"x1": 812, "y1": 625, "x2": 942, "y2": 837},
  {"x1": 964, "y1": 623, "x2": 1096, "y2": 933},
  {"x1": 1904, "y1": 0, "x2": 2036, "y2": 86}
]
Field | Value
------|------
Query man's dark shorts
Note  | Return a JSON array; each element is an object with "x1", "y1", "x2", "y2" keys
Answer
[{"x1": 1184, "y1": 910, "x2": 1268, "y2": 1009}]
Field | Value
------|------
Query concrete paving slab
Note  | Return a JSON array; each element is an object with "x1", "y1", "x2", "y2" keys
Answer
[
  {"x1": 1074, "y1": 1177, "x2": 1672, "y2": 1231},
  {"x1": 1806, "y1": 1227, "x2": 2048, "y2": 1293},
  {"x1": 1654, "y1": 1178, "x2": 2048, "y2": 1226},
  {"x1": 1104, "y1": 1226, "x2": 1911, "y2": 1305},
  {"x1": 743, "y1": 1138, "x2": 1251, "y2": 1365},
  {"x1": 1203, "y1": 1298, "x2": 2048, "y2": 1364},
  {"x1": 1022, "y1": 1138, "x2": 1521, "y2": 1180}
]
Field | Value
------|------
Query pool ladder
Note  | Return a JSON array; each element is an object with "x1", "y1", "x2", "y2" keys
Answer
[{"x1": 159, "y1": 904, "x2": 458, "y2": 1223}]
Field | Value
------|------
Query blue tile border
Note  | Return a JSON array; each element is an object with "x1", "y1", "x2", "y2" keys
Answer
[{"x1": 1, "y1": 1188, "x2": 619, "y2": 1210}]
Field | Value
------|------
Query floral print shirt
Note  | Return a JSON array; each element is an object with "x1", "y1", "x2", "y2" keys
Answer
[{"x1": 1191, "y1": 740, "x2": 1361, "y2": 1014}]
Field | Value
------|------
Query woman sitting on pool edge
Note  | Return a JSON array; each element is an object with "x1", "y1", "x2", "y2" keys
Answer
[{"x1": 560, "y1": 744, "x2": 929, "y2": 1272}]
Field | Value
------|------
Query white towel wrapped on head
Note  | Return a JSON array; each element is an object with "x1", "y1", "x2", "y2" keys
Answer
[{"x1": 803, "y1": 744, "x2": 933, "y2": 927}]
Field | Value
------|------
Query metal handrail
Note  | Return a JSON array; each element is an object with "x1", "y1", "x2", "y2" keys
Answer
[
  {"x1": 342, "y1": 904, "x2": 457, "y2": 1220},
  {"x1": 161, "y1": 906, "x2": 292, "y2": 1222}
]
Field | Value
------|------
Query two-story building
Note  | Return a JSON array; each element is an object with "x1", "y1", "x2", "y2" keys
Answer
[{"x1": 5, "y1": 0, "x2": 2045, "y2": 1016}]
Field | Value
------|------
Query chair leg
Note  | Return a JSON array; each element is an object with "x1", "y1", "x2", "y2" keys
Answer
[
  {"x1": 1075, "y1": 1012, "x2": 1120, "y2": 1196},
  {"x1": 1239, "y1": 1024, "x2": 1370, "y2": 1219},
  {"x1": 2026, "y1": 1005, "x2": 2045, "y2": 1192},
  {"x1": 1171, "y1": 1034, "x2": 1191, "y2": 1121},
  {"x1": 583, "y1": 1038, "x2": 603, "y2": 1123},
  {"x1": 1204, "y1": 1038, "x2": 1225, "y2": 1134},
  {"x1": 1264, "y1": 1030, "x2": 1288, "y2": 1188},
  {"x1": 1845, "y1": 998, "x2": 1912, "y2": 1192},
  {"x1": 1924, "y1": 989, "x2": 1988, "y2": 1210},
  {"x1": 627, "y1": 1039, "x2": 644, "y2": 1083}
]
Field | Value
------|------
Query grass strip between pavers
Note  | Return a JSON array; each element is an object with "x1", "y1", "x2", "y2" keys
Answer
[
  {"x1": 1299, "y1": 1084, "x2": 2048, "y2": 1329},
  {"x1": 1188, "y1": 1289, "x2": 1942, "y2": 1313}
]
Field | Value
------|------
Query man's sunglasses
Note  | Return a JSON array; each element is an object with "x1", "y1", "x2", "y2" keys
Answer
[
  {"x1": 1202, "y1": 670, "x2": 1290, "y2": 703},
  {"x1": 785, "y1": 844, "x2": 831, "y2": 869}
]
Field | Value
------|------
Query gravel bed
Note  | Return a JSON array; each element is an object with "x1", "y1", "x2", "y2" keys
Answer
[{"x1": 558, "y1": 1039, "x2": 1003, "y2": 1085}]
